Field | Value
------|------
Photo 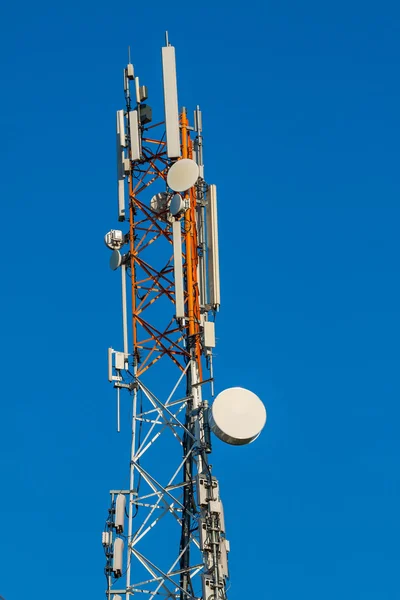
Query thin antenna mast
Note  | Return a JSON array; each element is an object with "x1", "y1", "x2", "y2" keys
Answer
[{"x1": 102, "y1": 36, "x2": 267, "y2": 600}]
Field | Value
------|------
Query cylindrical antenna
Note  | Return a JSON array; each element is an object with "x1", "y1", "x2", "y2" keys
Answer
[{"x1": 117, "y1": 387, "x2": 121, "y2": 433}]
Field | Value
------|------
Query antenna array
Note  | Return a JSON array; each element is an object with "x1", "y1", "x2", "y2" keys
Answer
[{"x1": 102, "y1": 36, "x2": 266, "y2": 600}]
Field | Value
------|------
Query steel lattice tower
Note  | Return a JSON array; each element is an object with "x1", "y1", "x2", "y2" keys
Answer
[{"x1": 102, "y1": 35, "x2": 266, "y2": 600}]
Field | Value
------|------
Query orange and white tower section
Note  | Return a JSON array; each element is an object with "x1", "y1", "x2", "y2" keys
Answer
[{"x1": 102, "y1": 35, "x2": 267, "y2": 600}]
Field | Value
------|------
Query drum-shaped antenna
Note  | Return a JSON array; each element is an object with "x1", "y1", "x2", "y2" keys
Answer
[
  {"x1": 169, "y1": 193, "x2": 185, "y2": 216},
  {"x1": 209, "y1": 387, "x2": 267, "y2": 445}
]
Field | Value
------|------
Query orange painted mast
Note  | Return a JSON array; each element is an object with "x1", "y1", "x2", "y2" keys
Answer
[{"x1": 181, "y1": 108, "x2": 202, "y2": 377}]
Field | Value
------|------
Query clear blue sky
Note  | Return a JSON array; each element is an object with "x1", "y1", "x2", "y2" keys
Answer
[{"x1": 0, "y1": 1, "x2": 399, "y2": 599}]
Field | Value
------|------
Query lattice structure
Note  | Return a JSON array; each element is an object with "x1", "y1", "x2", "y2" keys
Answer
[{"x1": 102, "y1": 38, "x2": 229, "y2": 600}]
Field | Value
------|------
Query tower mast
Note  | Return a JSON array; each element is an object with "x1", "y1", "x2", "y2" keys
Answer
[{"x1": 103, "y1": 36, "x2": 266, "y2": 600}]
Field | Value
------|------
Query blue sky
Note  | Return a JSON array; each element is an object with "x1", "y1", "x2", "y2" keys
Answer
[{"x1": 1, "y1": 1, "x2": 400, "y2": 599}]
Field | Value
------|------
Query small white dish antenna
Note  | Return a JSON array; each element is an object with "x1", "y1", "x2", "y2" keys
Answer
[
  {"x1": 169, "y1": 193, "x2": 185, "y2": 216},
  {"x1": 150, "y1": 192, "x2": 169, "y2": 216},
  {"x1": 110, "y1": 250, "x2": 122, "y2": 271},
  {"x1": 209, "y1": 387, "x2": 267, "y2": 446},
  {"x1": 167, "y1": 159, "x2": 199, "y2": 192}
]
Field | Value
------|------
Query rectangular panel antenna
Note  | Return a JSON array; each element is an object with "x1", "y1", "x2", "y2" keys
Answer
[
  {"x1": 127, "y1": 63, "x2": 134, "y2": 80},
  {"x1": 116, "y1": 111, "x2": 126, "y2": 221},
  {"x1": 117, "y1": 179, "x2": 125, "y2": 221},
  {"x1": 135, "y1": 76, "x2": 141, "y2": 104},
  {"x1": 129, "y1": 110, "x2": 141, "y2": 161},
  {"x1": 204, "y1": 321, "x2": 216, "y2": 348},
  {"x1": 108, "y1": 347, "x2": 113, "y2": 382},
  {"x1": 172, "y1": 221, "x2": 185, "y2": 319},
  {"x1": 220, "y1": 539, "x2": 229, "y2": 579},
  {"x1": 116, "y1": 112, "x2": 123, "y2": 180},
  {"x1": 115, "y1": 494, "x2": 126, "y2": 533},
  {"x1": 117, "y1": 110, "x2": 126, "y2": 147},
  {"x1": 161, "y1": 46, "x2": 181, "y2": 158},
  {"x1": 112, "y1": 538, "x2": 124, "y2": 577},
  {"x1": 206, "y1": 185, "x2": 221, "y2": 308}
]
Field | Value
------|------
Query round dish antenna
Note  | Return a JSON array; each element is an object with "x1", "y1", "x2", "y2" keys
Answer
[
  {"x1": 110, "y1": 249, "x2": 122, "y2": 271},
  {"x1": 209, "y1": 387, "x2": 267, "y2": 446},
  {"x1": 167, "y1": 159, "x2": 199, "y2": 192},
  {"x1": 150, "y1": 192, "x2": 169, "y2": 214},
  {"x1": 169, "y1": 193, "x2": 185, "y2": 216}
]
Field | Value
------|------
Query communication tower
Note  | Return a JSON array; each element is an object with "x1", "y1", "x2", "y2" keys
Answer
[{"x1": 102, "y1": 35, "x2": 267, "y2": 600}]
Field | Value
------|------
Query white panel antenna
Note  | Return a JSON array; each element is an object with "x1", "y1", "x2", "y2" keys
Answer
[
  {"x1": 220, "y1": 539, "x2": 229, "y2": 579},
  {"x1": 115, "y1": 494, "x2": 126, "y2": 533},
  {"x1": 139, "y1": 85, "x2": 148, "y2": 102},
  {"x1": 116, "y1": 110, "x2": 126, "y2": 221},
  {"x1": 203, "y1": 321, "x2": 216, "y2": 348},
  {"x1": 135, "y1": 76, "x2": 141, "y2": 104},
  {"x1": 117, "y1": 110, "x2": 126, "y2": 148},
  {"x1": 206, "y1": 184, "x2": 220, "y2": 308},
  {"x1": 218, "y1": 499, "x2": 226, "y2": 533},
  {"x1": 117, "y1": 180, "x2": 125, "y2": 222},
  {"x1": 161, "y1": 46, "x2": 181, "y2": 158},
  {"x1": 112, "y1": 538, "x2": 124, "y2": 578},
  {"x1": 129, "y1": 110, "x2": 141, "y2": 161},
  {"x1": 172, "y1": 220, "x2": 185, "y2": 319}
]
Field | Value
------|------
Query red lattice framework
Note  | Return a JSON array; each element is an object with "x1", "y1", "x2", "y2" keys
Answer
[{"x1": 128, "y1": 121, "x2": 189, "y2": 378}]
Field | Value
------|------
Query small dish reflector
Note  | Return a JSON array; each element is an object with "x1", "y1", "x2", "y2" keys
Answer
[
  {"x1": 110, "y1": 250, "x2": 122, "y2": 271},
  {"x1": 167, "y1": 159, "x2": 199, "y2": 192},
  {"x1": 209, "y1": 387, "x2": 266, "y2": 446},
  {"x1": 150, "y1": 192, "x2": 169, "y2": 214},
  {"x1": 169, "y1": 193, "x2": 184, "y2": 216}
]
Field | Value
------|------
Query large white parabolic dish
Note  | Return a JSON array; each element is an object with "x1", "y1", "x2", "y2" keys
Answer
[
  {"x1": 209, "y1": 387, "x2": 267, "y2": 446},
  {"x1": 167, "y1": 159, "x2": 199, "y2": 192}
]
